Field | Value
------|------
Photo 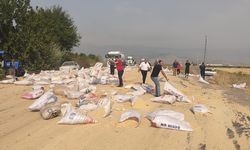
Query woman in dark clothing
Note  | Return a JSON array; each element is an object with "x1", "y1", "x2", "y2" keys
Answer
[{"x1": 185, "y1": 60, "x2": 191, "y2": 78}]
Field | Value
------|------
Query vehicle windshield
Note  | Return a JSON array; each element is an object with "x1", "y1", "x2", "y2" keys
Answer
[{"x1": 62, "y1": 61, "x2": 76, "y2": 66}]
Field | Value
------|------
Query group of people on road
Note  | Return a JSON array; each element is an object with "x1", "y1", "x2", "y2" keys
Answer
[{"x1": 109, "y1": 56, "x2": 206, "y2": 98}]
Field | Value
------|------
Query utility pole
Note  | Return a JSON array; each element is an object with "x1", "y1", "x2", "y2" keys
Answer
[{"x1": 203, "y1": 35, "x2": 207, "y2": 64}]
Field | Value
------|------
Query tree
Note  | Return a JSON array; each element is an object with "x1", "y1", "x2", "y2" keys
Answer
[{"x1": 0, "y1": 1, "x2": 81, "y2": 70}]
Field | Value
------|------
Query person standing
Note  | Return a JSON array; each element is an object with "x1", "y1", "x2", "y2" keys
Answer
[
  {"x1": 172, "y1": 60, "x2": 178, "y2": 76},
  {"x1": 185, "y1": 60, "x2": 191, "y2": 78},
  {"x1": 199, "y1": 62, "x2": 206, "y2": 80},
  {"x1": 109, "y1": 59, "x2": 115, "y2": 75},
  {"x1": 115, "y1": 55, "x2": 124, "y2": 87},
  {"x1": 139, "y1": 58, "x2": 151, "y2": 84},
  {"x1": 177, "y1": 62, "x2": 181, "y2": 75},
  {"x1": 151, "y1": 59, "x2": 169, "y2": 97}
]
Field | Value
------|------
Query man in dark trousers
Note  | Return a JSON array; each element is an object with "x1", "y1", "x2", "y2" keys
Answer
[
  {"x1": 185, "y1": 60, "x2": 191, "y2": 78},
  {"x1": 151, "y1": 59, "x2": 169, "y2": 97},
  {"x1": 115, "y1": 55, "x2": 124, "y2": 87},
  {"x1": 109, "y1": 59, "x2": 115, "y2": 75},
  {"x1": 199, "y1": 62, "x2": 206, "y2": 79}
]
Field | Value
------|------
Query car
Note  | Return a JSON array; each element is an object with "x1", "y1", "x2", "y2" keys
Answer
[{"x1": 59, "y1": 61, "x2": 80, "y2": 71}]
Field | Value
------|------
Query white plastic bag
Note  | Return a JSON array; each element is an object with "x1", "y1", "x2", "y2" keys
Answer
[
  {"x1": 14, "y1": 79, "x2": 33, "y2": 85},
  {"x1": 151, "y1": 95, "x2": 177, "y2": 104},
  {"x1": 114, "y1": 94, "x2": 135, "y2": 103},
  {"x1": 79, "y1": 103, "x2": 98, "y2": 111},
  {"x1": 40, "y1": 102, "x2": 61, "y2": 120},
  {"x1": 119, "y1": 109, "x2": 141, "y2": 127},
  {"x1": 141, "y1": 84, "x2": 154, "y2": 94},
  {"x1": 191, "y1": 104, "x2": 209, "y2": 114},
  {"x1": 0, "y1": 78, "x2": 15, "y2": 84},
  {"x1": 28, "y1": 90, "x2": 57, "y2": 111},
  {"x1": 232, "y1": 82, "x2": 246, "y2": 89},
  {"x1": 32, "y1": 85, "x2": 44, "y2": 90},
  {"x1": 127, "y1": 90, "x2": 145, "y2": 96},
  {"x1": 21, "y1": 89, "x2": 44, "y2": 99},
  {"x1": 64, "y1": 90, "x2": 84, "y2": 99},
  {"x1": 164, "y1": 82, "x2": 190, "y2": 102},
  {"x1": 152, "y1": 115, "x2": 193, "y2": 131},
  {"x1": 98, "y1": 97, "x2": 112, "y2": 117},
  {"x1": 146, "y1": 109, "x2": 185, "y2": 121},
  {"x1": 100, "y1": 76, "x2": 108, "y2": 85},
  {"x1": 58, "y1": 103, "x2": 96, "y2": 125},
  {"x1": 198, "y1": 76, "x2": 209, "y2": 84}
]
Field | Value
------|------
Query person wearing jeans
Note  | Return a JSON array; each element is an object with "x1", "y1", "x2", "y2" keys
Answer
[
  {"x1": 115, "y1": 55, "x2": 124, "y2": 87},
  {"x1": 151, "y1": 59, "x2": 169, "y2": 97}
]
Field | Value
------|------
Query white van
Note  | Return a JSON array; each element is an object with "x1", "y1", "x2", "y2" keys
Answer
[{"x1": 105, "y1": 51, "x2": 125, "y2": 67}]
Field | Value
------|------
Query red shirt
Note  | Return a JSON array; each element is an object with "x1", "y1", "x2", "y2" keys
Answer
[{"x1": 115, "y1": 58, "x2": 124, "y2": 71}]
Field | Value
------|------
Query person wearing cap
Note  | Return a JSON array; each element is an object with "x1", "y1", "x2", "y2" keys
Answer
[
  {"x1": 115, "y1": 55, "x2": 124, "y2": 87},
  {"x1": 151, "y1": 59, "x2": 169, "y2": 97},
  {"x1": 138, "y1": 58, "x2": 151, "y2": 84}
]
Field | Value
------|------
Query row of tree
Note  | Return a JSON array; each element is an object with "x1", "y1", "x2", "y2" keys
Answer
[{"x1": 0, "y1": 0, "x2": 100, "y2": 71}]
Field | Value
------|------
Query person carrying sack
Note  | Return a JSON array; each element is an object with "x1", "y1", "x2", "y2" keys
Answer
[{"x1": 151, "y1": 59, "x2": 169, "y2": 97}]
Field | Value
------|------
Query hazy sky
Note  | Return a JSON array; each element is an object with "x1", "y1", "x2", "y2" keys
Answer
[{"x1": 31, "y1": 0, "x2": 250, "y2": 64}]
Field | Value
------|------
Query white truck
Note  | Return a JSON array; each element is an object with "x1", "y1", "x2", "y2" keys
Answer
[{"x1": 105, "y1": 51, "x2": 125, "y2": 67}]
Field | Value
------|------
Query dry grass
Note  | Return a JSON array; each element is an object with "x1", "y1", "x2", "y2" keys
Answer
[
  {"x1": 216, "y1": 68, "x2": 250, "y2": 75},
  {"x1": 214, "y1": 70, "x2": 250, "y2": 89}
]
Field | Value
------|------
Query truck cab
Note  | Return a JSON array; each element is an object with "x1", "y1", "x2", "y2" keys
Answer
[{"x1": 105, "y1": 51, "x2": 125, "y2": 67}]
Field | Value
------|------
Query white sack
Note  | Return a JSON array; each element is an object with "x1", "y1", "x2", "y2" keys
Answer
[
  {"x1": 141, "y1": 84, "x2": 154, "y2": 94},
  {"x1": 233, "y1": 82, "x2": 246, "y2": 89},
  {"x1": 119, "y1": 109, "x2": 141, "y2": 127},
  {"x1": 79, "y1": 103, "x2": 98, "y2": 111},
  {"x1": 151, "y1": 95, "x2": 177, "y2": 104},
  {"x1": 198, "y1": 76, "x2": 209, "y2": 84},
  {"x1": 152, "y1": 115, "x2": 193, "y2": 132},
  {"x1": 28, "y1": 90, "x2": 57, "y2": 111},
  {"x1": 127, "y1": 90, "x2": 145, "y2": 96},
  {"x1": 98, "y1": 97, "x2": 112, "y2": 117},
  {"x1": 40, "y1": 102, "x2": 61, "y2": 120},
  {"x1": 32, "y1": 85, "x2": 44, "y2": 90},
  {"x1": 0, "y1": 78, "x2": 15, "y2": 84},
  {"x1": 65, "y1": 90, "x2": 84, "y2": 99},
  {"x1": 14, "y1": 80, "x2": 33, "y2": 85},
  {"x1": 21, "y1": 89, "x2": 44, "y2": 99},
  {"x1": 58, "y1": 103, "x2": 96, "y2": 124},
  {"x1": 114, "y1": 94, "x2": 136, "y2": 104},
  {"x1": 191, "y1": 104, "x2": 209, "y2": 114},
  {"x1": 164, "y1": 82, "x2": 190, "y2": 102},
  {"x1": 146, "y1": 109, "x2": 185, "y2": 121}
]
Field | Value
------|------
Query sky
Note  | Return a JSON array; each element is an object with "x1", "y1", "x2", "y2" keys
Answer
[{"x1": 31, "y1": 0, "x2": 250, "y2": 65}]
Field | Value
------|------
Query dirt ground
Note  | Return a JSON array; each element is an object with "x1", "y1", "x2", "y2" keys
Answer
[
  {"x1": 216, "y1": 68, "x2": 250, "y2": 75},
  {"x1": 0, "y1": 68, "x2": 249, "y2": 150}
]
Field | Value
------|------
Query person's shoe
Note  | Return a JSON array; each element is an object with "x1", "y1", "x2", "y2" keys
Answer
[{"x1": 117, "y1": 85, "x2": 123, "y2": 87}]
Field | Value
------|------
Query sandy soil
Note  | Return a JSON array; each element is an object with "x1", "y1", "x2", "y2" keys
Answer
[{"x1": 0, "y1": 68, "x2": 249, "y2": 150}]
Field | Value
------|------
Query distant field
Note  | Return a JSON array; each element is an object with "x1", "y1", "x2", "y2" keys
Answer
[{"x1": 216, "y1": 68, "x2": 250, "y2": 75}]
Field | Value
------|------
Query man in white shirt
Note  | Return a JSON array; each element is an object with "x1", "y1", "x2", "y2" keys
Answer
[{"x1": 139, "y1": 58, "x2": 151, "y2": 84}]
